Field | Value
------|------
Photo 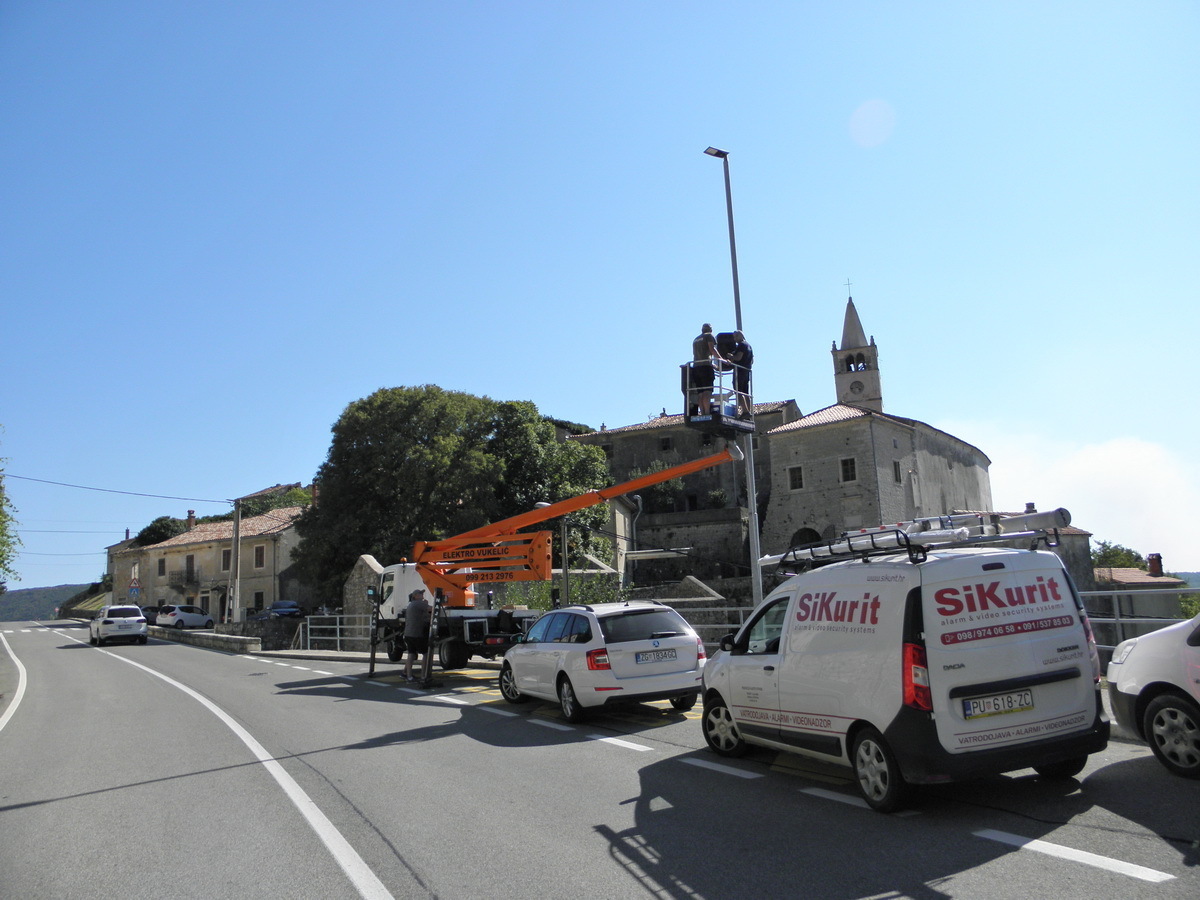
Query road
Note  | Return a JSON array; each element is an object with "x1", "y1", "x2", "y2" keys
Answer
[{"x1": 1, "y1": 620, "x2": 1197, "y2": 899}]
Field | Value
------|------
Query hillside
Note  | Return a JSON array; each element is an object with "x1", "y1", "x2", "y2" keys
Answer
[{"x1": 0, "y1": 584, "x2": 89, "y2": 622}]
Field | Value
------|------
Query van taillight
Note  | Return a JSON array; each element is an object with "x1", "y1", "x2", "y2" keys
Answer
[
  {"x1": 587, "y1": 648, "x2": 611, "y2": 670},
  {"x1": 903, "y1": 643, "x2": 932, "y2": 711},
  {"x1": 696, "y1": 636, "x2": 707, "y2": 661}
]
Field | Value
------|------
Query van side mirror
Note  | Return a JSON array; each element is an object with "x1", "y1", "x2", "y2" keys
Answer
[{"x1": 719, "y1": 633, "x2": 736, "y2": 652}]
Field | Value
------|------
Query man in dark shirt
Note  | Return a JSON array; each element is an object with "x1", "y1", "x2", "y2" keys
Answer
[
  {"x1": 730, "y1": 330, "x2": 753, "y2": 415},
  {"x1": 691, "y1": 323, "x2": 721, "y2": 414}
]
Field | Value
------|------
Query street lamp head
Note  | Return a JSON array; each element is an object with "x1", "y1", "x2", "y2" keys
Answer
[{"x1": 704, "y1": 146, "x2": 729, "y2": 159}]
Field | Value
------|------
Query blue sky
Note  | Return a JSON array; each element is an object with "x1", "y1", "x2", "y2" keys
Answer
[{"x1": 3, "y1": 1, "x2": 1198, "y2": 588}]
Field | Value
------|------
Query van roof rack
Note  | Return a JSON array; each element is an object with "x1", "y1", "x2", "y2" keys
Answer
[{"x1": 762, "y1": 508, "x2": 1071, "y2": 572}]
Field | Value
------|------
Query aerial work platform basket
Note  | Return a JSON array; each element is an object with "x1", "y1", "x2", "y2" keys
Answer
[{"x1": 681, "y1": 358, "x2": 755, "y2": 439}]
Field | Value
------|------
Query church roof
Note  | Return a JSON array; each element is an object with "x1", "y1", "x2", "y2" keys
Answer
[
  {"x1": 767, "y1": 403, "x2": 991, "y2": 463},
  {"x1": 577, "y1": 401, "x2": 793, "y2": 436},
  {"x1": 840, "y1": 297, "x2": 869, "y2": 350}
]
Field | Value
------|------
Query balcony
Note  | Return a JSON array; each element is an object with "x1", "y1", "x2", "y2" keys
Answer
[{"x1": 168, "y1": 568, "x2": 202, "y2": 587}]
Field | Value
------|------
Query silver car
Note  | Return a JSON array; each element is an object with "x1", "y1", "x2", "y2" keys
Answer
[{"x1": 89, "y1": 605, "x2": 149, "y2": 646}]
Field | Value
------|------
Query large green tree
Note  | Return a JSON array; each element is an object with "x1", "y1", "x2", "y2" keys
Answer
[
  {"x1": 1091, "y1": 540, "x2": 1146, "y2": 569},
  {"x1": 0, "y1": 441, "x2": 20, "y2": 590},
  {"x1": 293, "y1": 386, "x2": 609, "y2": 598}
]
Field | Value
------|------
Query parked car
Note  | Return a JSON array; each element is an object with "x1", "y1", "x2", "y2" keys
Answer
[
  {"x1": 1107, "y1": 612, "x2": 1200, "y2": 778},
  {"x1": 247, "y1": 600, "x2": 304, "y2": 621},
  {"x1": 156, "y1": 605, "x2": 214, "y2": 629},
  {"x1": 89, "y1": 605, "x2": 149, "y2": 646},
  {"x1": 141, "y1": 606, "x2": 162, "y2": 625},
  {"x1": 498, "y1": 601, "x2": 706, "y2": 722}
]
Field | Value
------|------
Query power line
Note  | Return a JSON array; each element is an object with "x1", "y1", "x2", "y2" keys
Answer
[{"x1": 6, "y1": 473, "x2": 230, "y2": 505}]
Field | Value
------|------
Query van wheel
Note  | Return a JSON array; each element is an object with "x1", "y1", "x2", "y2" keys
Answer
[
  {"x1": 702, "y1": 697, "x2": 747, "y2": 757},
  {"x1": 1143, "y1": 693, "x2": 1200, "y2": 778},
  {"x1": 1034, "y1": 756, "x2": 1088, "y2": 779},
  {"x1": 852, "y1": 727, "x2": 908, "y2": 812},
  {"x1": 499, "y1": 663, "x2": 527, "y2": 704},
  {"x1": 558, "y1": 676, "x2": 585, "y2": 723},
  {"x1": 670, "y1": 693, "x2": 698, "y2": 712}
]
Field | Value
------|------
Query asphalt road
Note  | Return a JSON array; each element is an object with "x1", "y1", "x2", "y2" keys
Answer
[{"x1": 2, "y1": 620, "x2": 1197, "y2": 899}]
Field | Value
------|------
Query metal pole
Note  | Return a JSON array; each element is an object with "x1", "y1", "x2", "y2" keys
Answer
[
  {"x1": 706, "y1": 147, "x2": 762, "y2": 605},
  {"x1": 561, "y1": 517, "x2": 570, "y2": 606}
]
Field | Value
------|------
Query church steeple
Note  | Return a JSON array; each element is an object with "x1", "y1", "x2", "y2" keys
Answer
[{"x1": 832, "y1": 296, "x2": 883, "y2": 411}]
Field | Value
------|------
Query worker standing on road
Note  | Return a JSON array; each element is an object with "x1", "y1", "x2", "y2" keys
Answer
[{"x1": 403, "y1": 588, "x2": 432, "y2": 682}]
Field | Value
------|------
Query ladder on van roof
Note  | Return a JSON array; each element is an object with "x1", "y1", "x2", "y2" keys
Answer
[{"x1": 762, "y1": 507, "x2": 1072, "y2": 571}]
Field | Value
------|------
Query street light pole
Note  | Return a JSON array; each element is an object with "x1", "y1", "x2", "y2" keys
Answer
[{"x1": 704, "y1": 146, "x2": 763, "y2": 606}]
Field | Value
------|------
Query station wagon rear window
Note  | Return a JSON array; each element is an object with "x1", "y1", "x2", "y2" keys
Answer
[{"x1": 600, "y1": 609, "x2": 690, "y2": 644}]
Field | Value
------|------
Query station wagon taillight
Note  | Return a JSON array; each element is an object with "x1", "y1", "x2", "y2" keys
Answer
[
  {"x1": 903, "y1": 642, "x2": 932, "y2": 711},
  {"x1": 696, "y1": 636, "x2": 707, "y2": 661},
  {"x1": 586, "y1": 648, "x2": 611, "y2": 670}
]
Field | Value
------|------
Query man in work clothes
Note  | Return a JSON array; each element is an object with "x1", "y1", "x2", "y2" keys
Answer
[
  {"x1": 729, "y1": 330, "x2": 753, "y2": 415},
  {"x1": 403, "y1": 588, "x2": 432, "y2": 682},
  {"x1": 691, "y1": 323, "x2": 723, "y2": 415}
]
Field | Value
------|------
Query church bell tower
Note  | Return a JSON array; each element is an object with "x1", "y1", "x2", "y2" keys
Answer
[{"x1": 832, "y1": 296, "x2": 883, "y2": 411}]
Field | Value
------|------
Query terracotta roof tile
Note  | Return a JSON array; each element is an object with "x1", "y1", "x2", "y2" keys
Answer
[
  {"x1": 575, "y1": 401, "x2": 791, "y2": 437},
  {"x1": 1094, "y1": 567, "x2": 1185, "y2": 587},
  {"x1": 135, "y1": 507, "x2": 304, "y2": 550}
]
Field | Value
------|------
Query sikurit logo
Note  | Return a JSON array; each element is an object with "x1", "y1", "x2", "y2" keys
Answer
[
  {"x1": 795, "y1": 591, "x2": 880, "y2": 625},
  {"x1": 935, "y1": 576, "x2": 1064, "y2": 617}
]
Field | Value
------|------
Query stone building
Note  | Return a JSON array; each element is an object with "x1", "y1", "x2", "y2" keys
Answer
[
  {"x1": 107, "y1": 506, "x2": 312, "y2": 619},
  {"x1": 572, "y1": 296, "x2": 994, "y2": 582}
]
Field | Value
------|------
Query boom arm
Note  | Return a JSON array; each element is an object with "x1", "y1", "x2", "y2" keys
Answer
[{"x1": 412, "y1": 444, "x2": 743, "y2": 606}]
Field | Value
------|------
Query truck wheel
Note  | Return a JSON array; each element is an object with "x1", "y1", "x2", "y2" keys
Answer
[
  {"x1": 438, "y1": 639, "x2": 470, "y2": 671},
  {"x1": 1143, "y1": 692, "x2": 1200, "y2": 778},
  {"x1": 702, "y1": 696, "x2": 746, "y2": 757},
  {"x1": 852, "y1": 726, "x2": 908, "y2": 812},
  {"x1": 499, "y1": 663, "x2": 527, "y2": 704},
  {"x1": 670, "y1": 693, "x2": 698, "y2": 712},
  {"x1": 386, "y1": 638, "x2": 404, "y2": 662},
  {"x1": 1034, "y1": 756, "x2": 1088, "y2": 779},
  {"x1": 557, "y1": 676, "x2": 586, "y2": 723}
]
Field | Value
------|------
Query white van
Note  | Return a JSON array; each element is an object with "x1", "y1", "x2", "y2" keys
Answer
[{"x1": 702, "y1": 509, "x2": 1109, "y2": 811}]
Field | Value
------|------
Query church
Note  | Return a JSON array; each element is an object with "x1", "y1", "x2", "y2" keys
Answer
[{"x1": 572, "y1": 297, "x2": 994, "y2": 582}]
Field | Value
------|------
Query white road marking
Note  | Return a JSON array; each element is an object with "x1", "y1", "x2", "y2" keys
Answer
[
  {"x1": 680, "y1": 757, "x2": 762, "y2": 779},
  {"x1": 973, "y1": 829, "x2": 1174, "y2": 883},
  {"x1": 477, "y1": 706, "x2": 518, "y2": 717},
  {"x1": 0, "y1": 634, "x2": 29, "y2": 734},
  {"x1": 66, "y1": 634, "x2": 394, "y2": 899},
  {"x1": 588, "y1": 734, "x2": 653, "y2": 752},
  {"x1": 314, "y1": 670, "x2": 335, "y2": 676},
  {"x1": 799, "y1": 787, "x2": 920, "y2": 816},
  {"x1": 529, "y1": 718, "x2": 575, "y2": 732}
]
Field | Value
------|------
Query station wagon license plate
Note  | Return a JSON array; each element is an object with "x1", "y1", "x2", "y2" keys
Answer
[
  {"x1": 963, "y1": 689, "x2": 1034, "y2": 720},
  {"x1": 636, "y1": 649, "x2": 677, "y2": 664}
]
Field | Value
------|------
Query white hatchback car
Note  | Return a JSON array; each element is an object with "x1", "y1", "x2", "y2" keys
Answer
[
  {"x1": 156, "y1": 604, "x2": 214, "y2": 629},
  {"x1": 89, "y1": 605, "x2": 149, "y2": 646},
  {"x1": 499, "y1": 601, "x2": 706, "y2": 721},
  {"x1": 1107, "y1": 611, "x2": 1200, "y2": 778}
]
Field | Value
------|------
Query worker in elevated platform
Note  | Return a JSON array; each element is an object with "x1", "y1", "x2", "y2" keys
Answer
[
  {"x1": 690, "y1": 323, "x2": 724, "y2": 415},
  {"x1": 729, "y1": 330, "x2": 753, "y2": 415}
]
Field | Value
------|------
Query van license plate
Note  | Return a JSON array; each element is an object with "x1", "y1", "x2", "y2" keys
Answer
[
  {"x1": 962, "y1": 690, "x2": 1034, "y2": 720},
  {"x1": 636, "y1": 649, "x2": 677, "y2": 664}
]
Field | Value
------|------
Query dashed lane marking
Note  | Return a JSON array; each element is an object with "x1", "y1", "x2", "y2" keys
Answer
[
  {"x1": 679, "y1": 757, "x2": 762, "y2": 779},
  {"x1": 588, "y1": 734, "x2": 653, "y2": 752},
  {"x1": 973, "y1": 829, "x2": 1174, "y2": 883}
]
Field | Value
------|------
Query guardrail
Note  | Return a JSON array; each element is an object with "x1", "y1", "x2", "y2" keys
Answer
[
  {"x1": 297, "y1": 615, "x2": 374, "y2": 652},
  {"x1": 1079, "y1": 586, "x2": 1193, "y2": 651}
]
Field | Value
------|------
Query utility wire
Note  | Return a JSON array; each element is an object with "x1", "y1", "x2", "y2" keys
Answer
[{"x1": 6, "y1": 473, "x2": 230, "y2": 505}]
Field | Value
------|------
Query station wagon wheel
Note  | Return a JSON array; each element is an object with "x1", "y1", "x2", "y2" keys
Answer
[
  {"x1": 670, "y1": 693, "x2": 698, "y2": 712},
  {"x1": 1143, "y1": 692, "x2": 1200, "y2": 778},
  {"x1": 1033, "y1": 756, "x2": 1088, "y2": 779},
  {"x1": 702, "y1": 697, "x2": 747, "y2": 757},
  {"x1": 852, "y1": 726, "x2": 908, "y2": 812},
  {"x1": 499, "y1": 663, "x2": 527, "y2": 704},
  {"x1": 557, "y1": 676, "x2": 585, "y2": 723}
]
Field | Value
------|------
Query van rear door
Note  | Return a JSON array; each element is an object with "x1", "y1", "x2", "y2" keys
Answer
[{"x1": 920, "y1": 549, "x2": 1098, "y2": 755}]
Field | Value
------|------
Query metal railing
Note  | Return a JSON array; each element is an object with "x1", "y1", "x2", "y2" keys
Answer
[
  {"x1": 1079, "y1": 586, "x2": 1193, "y2": 651},
  {"x1": 298, "y1": 615, "x2": 374, "y2": 652}
]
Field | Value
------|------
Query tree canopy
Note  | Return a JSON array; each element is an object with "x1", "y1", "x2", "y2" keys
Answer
[
  {"x1": 1091, "y1": 540, "x2": 1146, "y2": 569},
  {"x1": 292, "y1": 386, "x2": 610, "y2": 598},
  {"x1": 0, "y1": 439, "x2": 20, "y2": 589}
]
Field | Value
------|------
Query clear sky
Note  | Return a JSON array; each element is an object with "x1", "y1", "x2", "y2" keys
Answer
[{"x1": 3, "y1": 1, "x2": 1197, "y2": 589}]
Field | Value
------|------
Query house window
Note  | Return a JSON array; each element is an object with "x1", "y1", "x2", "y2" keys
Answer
[
  {"x1": 687, "y1": 494, "x2": 698, "y2": 511},
  {"x1": 701, "y1": 432, "x2": 713, "y2": 447},
  {"x1": 221, "y1": 549, "x2": 232, "y2": 572},
  {"x1": 893, "y1": 461, "x2": 903, "y2": 483},
  {"x1": 788, "y1": 466, "x2": 804, "y2": 490},
  {"x1": 601, "y1": 444, "x2": 613, "y2": 459},
  {"x1": 840, "y1": 458, "x2": 857, "y2": 483},
  {"x1": 254, "y1": 545, "x2": 266, "y2": 568},
  {"x1": 157, "y1": 558, "x2": 166, "y2": 577},
  {"x1": 253, "y1": 591, "x2": 265, "y2": 609},
  {"x1": 185, "y1": 554, "x2": 195, "y2": 580},
  {"x1": 660, "y1": 437, "x2": 673, "y2": 451}
]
